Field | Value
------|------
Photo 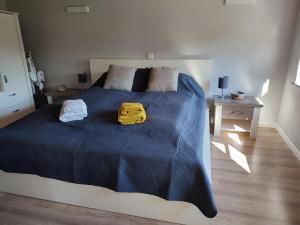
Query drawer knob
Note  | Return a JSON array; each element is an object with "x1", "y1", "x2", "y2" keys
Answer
[
  {"x1": 9, "y1": 93, "x2": 16, "y2": 97},
  {"x1": 13, "y1": 109, "x2": 20, "y2": 113}
]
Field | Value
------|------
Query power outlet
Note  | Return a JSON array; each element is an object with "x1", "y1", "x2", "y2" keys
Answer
[{"x1": 147, "y1": 52, "x2": 154, "y2": 60}]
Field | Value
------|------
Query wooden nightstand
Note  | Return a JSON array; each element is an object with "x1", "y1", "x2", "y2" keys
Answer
[
  {"x1": 45, "y1": 89, "x2": 84, "y2": 104},
  {"x1": 213, "y1": 96, "x2": 264, "y2": 139}
]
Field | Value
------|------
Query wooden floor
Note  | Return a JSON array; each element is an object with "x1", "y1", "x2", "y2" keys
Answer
[
  {"x1": 0, "y1": 128, "x2": 299, "y2": 225},
  {"x1": 210, "y1": 128, "x2": 300, "y2": 225}
]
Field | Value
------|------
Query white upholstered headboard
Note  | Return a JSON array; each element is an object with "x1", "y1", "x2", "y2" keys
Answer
[{"x1": 89, "y1": 59, "x2": 213, "y2": 95}]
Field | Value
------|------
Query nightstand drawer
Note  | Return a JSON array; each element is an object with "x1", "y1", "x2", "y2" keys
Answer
[{"x1": 222, "y1": 106, "x2": 253, "y2": 120}]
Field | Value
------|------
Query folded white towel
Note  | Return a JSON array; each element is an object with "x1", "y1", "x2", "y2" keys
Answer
[{"x1": 59, "y1": 99, "x2": 88, "y2": 122}]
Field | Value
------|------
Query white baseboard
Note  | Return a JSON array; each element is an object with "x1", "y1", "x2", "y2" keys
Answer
[
  {"x1": 275, "y1": 124, "x2": 300, "y2": 160},
  {"x1": 258, "y1": 122, "x2": 300, "y2": 160},
  {"x1": 259, "y1": 122, "x2": 277, "y2": 128}
]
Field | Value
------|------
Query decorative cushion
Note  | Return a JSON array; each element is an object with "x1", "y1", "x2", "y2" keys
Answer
[
  {"x1": 92, "y1": 72, "x2": 107, "y2": 88},
  {"x1": 92, "y1": 68, "x2": 151, "y2": 92},
  {"x1": 103, "y1": 65, "x2": 137, "y2": 91},
  {"x1": 147, "y1": 67, "x2": 179, "y2": 92},
  {"x1": 132, "y1": 68, "x2": 151, "y2": 92}
]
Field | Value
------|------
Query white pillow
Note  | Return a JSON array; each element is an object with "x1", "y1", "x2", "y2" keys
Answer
[
  {"x1": 104, "y1": 65, "x2": 137, "y2": 91},
  {"x1": 147, "y1": 67, "x2": 179, "y2": 92}
]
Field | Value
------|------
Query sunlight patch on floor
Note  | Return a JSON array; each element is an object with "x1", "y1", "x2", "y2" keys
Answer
[
  {"x1": 233, "y1": 124, "x2": 247, "y2": 132},
  {"x1": 211, "y1": 132, "x2": 252, "y2": 173},
  {"x1": 228, "y1": 145, "x2": 251, "y2": 173},
  {"x1": 211, "y1": 141, "x2": 227, "y2": 153},
  {"x1": 227, "y1": 133, "x2": 242, "y2": 145}
]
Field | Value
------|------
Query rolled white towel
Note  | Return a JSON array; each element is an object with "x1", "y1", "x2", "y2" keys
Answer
[{"x1": 59, "y1": 99, "x2": 88, "y2": 122}]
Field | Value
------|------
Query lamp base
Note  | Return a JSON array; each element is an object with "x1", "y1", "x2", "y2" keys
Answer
[{"x1": 218, "y1": 88, "x2": 227, "y2": 99}]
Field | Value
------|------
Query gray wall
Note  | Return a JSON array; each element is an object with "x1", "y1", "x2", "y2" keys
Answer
[
  {"x1": 0, "y1": 0, "x2": 6, "y2": 10},
  {"x1": 7, "y1": 0, "x2": 299, "y2": 123},
  {"x1": 278, "y1": 8, "x2": 300, "y2": 151}
]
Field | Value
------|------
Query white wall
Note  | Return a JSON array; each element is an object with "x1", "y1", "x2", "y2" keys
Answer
[
  {"x1": 0, "y1": 0, "x2": 6, "y2": 10},
  {"x1": 278, "y1": 8, "x2": 300, "y2": 151},
  {"x1": 7, "y1": 0, "x2": 299, "y2": 123}
]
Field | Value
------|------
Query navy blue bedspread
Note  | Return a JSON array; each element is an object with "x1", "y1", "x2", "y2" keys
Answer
[{"x1": 0, "y1": 74, "x2": 217, "y2": 218}]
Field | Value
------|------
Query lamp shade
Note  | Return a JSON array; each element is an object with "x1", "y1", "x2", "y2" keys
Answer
[
  {"x1": 218, "y1": 76, "x2": 229, "y2": 89},
  {"x1": 78, "y1": 73, "x2": 87, "y2": 83}
]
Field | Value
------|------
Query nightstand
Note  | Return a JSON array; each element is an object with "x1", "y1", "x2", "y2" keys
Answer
[
  {"x1": 45, "y1": 89, "x2": 84, "y2": 104},
  {"x1": 213, "y1": 96, "x2": 264, "y2": 139}
]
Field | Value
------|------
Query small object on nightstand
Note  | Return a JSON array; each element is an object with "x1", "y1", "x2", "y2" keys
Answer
[
  {"x1": 213, "y1": 96, "x2": 264, "y2": 139},
  {"x1": 218, "y1": 76, "x2": 229, "y2": 98},
  {"x1": 56, "y1": 85, "x2": 67, "y2": 92},
  {"x1": 231, "y1": 91, "x2": 246, "y2": 100}
]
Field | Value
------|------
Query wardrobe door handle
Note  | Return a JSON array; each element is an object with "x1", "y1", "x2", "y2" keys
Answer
[{"x1": 9, "y1": 93, "x2": 16, "y2": 97}]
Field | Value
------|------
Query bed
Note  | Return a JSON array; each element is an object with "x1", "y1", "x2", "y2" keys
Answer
[{"x1": 0, "y1": 59, "x2": 216, "y2": 225}]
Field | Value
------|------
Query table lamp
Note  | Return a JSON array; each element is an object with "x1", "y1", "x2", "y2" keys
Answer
[{"x1": 218, "y1": 76, "x2": 229, "y2": 98}]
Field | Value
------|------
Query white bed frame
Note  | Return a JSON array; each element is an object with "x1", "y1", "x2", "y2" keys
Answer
[{"x1": 0, "y1": 59, "x2": 213, "y2": 225}]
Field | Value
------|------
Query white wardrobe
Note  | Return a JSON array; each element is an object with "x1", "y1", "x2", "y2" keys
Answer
[{"x1": 0, "y1": 11, "x2": 35, "y2": 128}]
